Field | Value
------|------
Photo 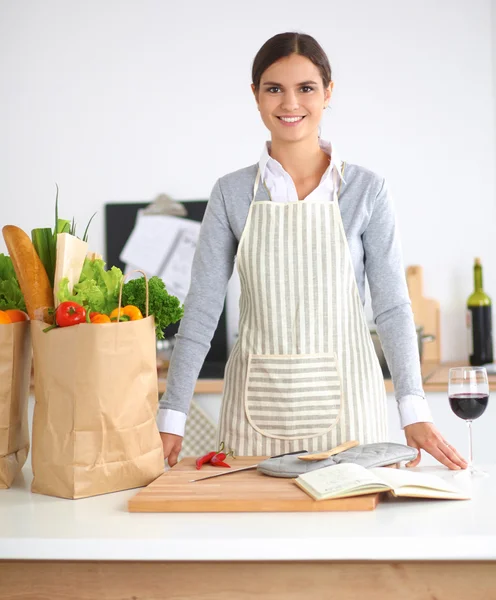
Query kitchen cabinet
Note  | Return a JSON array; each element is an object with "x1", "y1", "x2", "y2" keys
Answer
[
  {"x1": 1, "y1": 464, "x2": 496, "y2": 599},
  {"x1": 2, "y1": 387, "x2": 496, "y2": 599}
]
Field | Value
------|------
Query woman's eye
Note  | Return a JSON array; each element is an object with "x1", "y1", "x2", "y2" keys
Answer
[{"x1": 265, "y1": 85, "x2": 314, "y2": 94}]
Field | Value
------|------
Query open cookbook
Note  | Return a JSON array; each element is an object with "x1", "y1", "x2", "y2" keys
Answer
[{"x1": 295, "y1": 463, "x2": 471, "y2": 501}]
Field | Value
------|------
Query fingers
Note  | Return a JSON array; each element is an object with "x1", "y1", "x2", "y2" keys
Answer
[
  {"x1": 406, "y1": 426, "x2": 468, "y2": 470},
  {"x1": 162, "y1": 438, "x2": 183, "y2": 467},
  {"x1": 424, "y1": 440, "x2": 467, "y2": 470},
  {"x1": 160, "y1": 432, "x2": 183, "y2": 467},
  {"x1": 404, "y1": 434, "x2": 421, "y2": 468},
  {"x1": 405, "y1": 424, "x2": 468, "y2": 470},
  {"x1": 162, "y1": 441, "x2": 177, "y2": 466},
  {"x1": 406, "y1": 451, "x2": 421, "y2": 468},
  {"x1": 167, "y1": 446, "x2": 180, "y2": 467},
  {"x1": 427, "y1": 446, "x2": 462, "y2": 470},
  {"x1": 439, "y1": 440, "x2": 468, "y2": 469}
]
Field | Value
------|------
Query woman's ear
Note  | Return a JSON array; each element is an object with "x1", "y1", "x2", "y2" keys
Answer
[
  {"x1": 324, "y1": 81, "x2": 334, "y2": 107},
  {"x1": 251, "y1": 83, "x2": 259, "y2": 110}
]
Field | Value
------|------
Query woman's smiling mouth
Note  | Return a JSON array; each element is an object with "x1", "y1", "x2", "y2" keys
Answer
[{"x1": 277, "y1": 116, "x2": 306, "y2": 126}]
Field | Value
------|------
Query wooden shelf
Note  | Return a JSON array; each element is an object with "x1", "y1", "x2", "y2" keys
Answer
[
  {"x1": 157, "y1": 378, "x2": 224, "y2": 395},
  {"x1": 157, "y1": 360, "x2": 444, "y2": 396},
  {"x1": 422, "y1": 361, "x2": 496, "y2": 392}
]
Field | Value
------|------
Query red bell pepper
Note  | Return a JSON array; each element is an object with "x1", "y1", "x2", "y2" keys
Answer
[{"x1": 55, "y1": 301, "x2": 86, "y2": 327}]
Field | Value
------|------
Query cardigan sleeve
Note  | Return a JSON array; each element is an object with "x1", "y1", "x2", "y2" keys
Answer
[
  {"x1": 363, "y1": 178, "x2": 433, "y2": 427},
  {"x1": 158, "y1": 178, "x2": 237, "y2": 427}
]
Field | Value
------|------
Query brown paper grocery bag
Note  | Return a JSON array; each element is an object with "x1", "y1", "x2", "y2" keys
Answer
[
  {"x1": 30, "y1": 314, "x2": 164, "y2": 499},
  {"x1": 0, "y1": 321, "x2": 31, "y2": 488}
]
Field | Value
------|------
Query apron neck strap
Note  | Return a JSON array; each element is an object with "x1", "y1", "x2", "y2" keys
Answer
[
  {"x1": 333, "y1": 161, "x2": 346, "y2": 203},
  {"x1": 253, "y1": 169, "x2": 261, "y2": 200}
]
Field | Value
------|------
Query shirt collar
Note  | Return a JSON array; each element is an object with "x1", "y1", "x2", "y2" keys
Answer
[{"x1": 258, "y1": 138, "x2": 346, "y2": 185}]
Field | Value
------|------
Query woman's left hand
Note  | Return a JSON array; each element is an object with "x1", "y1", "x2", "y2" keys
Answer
[{"x1": 403, "y1": 422, "x2": 468, "y2": 470}]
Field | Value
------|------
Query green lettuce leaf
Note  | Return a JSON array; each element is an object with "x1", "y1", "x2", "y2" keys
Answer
[
  {"x1": 57, "y1": 258, "x2": 123, "y2": 314},
  {"x1": 0, "y1": 253, "x2": 27, "y2": 311}
]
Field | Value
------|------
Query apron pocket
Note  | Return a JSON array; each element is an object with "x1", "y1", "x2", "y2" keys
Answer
[{"x1": 244, "y1": 353, "x2": 342, "y2": 441}]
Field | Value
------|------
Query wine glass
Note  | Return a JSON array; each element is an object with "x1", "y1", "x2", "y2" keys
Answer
[{"x1": 448, "y1": 366, "x2": 489, "y2": 476}]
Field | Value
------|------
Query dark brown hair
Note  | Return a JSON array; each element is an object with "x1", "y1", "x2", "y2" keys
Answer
[{"x1": 251, "y1": 32, "x2": 332, "y2": 92}]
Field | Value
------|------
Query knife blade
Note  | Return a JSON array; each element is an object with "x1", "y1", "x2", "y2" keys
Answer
[{"x1": 189, "y1": 450, "x2": 307, "y2": 482}]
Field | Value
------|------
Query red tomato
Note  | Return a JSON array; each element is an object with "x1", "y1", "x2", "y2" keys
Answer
[{"x1": 55, "y1": 301, "x2": 86, "y2": 327}]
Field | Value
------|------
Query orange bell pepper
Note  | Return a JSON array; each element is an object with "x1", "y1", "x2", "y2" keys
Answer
[
  {"x1": 90, "y1": 312, "x2": 111, "y2": 324},
  {"x1": 0, "y1": 310, "x2": 11, "y2": 324},
  {"x1": 5, "y1": 309, "x2": 29, "y2": 323},
  {"x1": 109, "y1": 305, "x2": 143, "y2": 322}
]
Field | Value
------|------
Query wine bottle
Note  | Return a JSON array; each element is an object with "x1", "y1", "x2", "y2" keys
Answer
[{"x1": 467, "y1": 258, "x2": 493, "y2": 366}]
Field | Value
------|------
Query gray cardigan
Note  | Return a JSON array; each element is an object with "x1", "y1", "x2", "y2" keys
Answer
[{"x1": 159, "y1": 161, "x2": 432, "y2": 428}]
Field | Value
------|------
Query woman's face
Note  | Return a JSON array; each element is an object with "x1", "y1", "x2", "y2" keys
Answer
[{"x1": 252, "y1": 54, "x2": 333, "y2": 144}]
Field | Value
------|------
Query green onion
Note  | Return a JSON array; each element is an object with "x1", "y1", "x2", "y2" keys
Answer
[
  {"x1": 31, "y1": 184, "x2": 97, "y2": 287},
  {"x1": 55, "y1": 184, "x2": 71, "y2": 235},
  {"x1": 82, "y1": 212, "x2": 96, "y2": 242},
  {"x1": 31, "y1": 227, "x2": 55, "y2": 287},
  {"x1": 31, "y1": 184, "x2": 70, "y2": 287}
]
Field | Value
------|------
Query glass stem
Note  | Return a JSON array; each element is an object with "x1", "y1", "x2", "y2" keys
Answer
[{"x1": 467, "y1": 420, "x2": 473, "y2": 469}]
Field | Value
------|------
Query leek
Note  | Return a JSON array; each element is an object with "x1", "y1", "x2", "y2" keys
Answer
[
  {"x1": 31, "y1": 227, "x2": 55, "y2": 287},
  {"x1": 31, "y1": 184, "x2": 71, "y2": 287}
]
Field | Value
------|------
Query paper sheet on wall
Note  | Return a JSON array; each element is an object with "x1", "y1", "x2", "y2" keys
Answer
[
  {"x1": 158, "y1": 226, "x2": 198, "y2": 303},
  {"x1": 119, "y1": 211, "x2": 201, "y2": 303}
]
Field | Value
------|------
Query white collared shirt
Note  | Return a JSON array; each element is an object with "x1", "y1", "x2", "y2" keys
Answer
[{"x1": 259, "y1": 138, "x2": 345, "y2": 203}]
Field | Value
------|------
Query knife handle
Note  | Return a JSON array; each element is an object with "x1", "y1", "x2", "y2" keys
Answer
[{"x1": 270, "y1": 450, "x2": 307, "y2": 459}]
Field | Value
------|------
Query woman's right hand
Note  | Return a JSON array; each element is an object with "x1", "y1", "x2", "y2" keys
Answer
[{"x1": 160, "y1": 432, "x2": 183, "y2": 467}]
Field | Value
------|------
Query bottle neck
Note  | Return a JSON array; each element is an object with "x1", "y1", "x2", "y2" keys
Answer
[{"x1": 474, "y1": 265, "x2": 484, "y2": 292}]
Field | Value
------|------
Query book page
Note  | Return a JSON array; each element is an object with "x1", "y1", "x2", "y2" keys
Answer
[
  {"x1": 296, "y1": 463, "x2": 390, "y2": 500},
  {"x1": 369, "y1": 468, "x2": 470, "y2": 499}
]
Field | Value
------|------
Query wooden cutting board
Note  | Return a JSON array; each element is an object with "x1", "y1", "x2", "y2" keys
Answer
[
  {"x1": 406, "y1": 265, "x2": 441, "y2": 363},
  {"x1": 128, "y1": 457, "x2": 380, "y2": 513}
]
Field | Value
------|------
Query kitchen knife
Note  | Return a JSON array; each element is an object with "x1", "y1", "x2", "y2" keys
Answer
[{"x1": 189, "y1": 450, "x2": 307, "y2": 482}]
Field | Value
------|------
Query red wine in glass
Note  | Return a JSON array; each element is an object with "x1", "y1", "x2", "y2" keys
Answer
[
  {"x1": 448, "y1": 367, "x2": 489, "y2": 476},
  {"x1": 449, "y1": 393, "x2": 489, "y2": 420}
]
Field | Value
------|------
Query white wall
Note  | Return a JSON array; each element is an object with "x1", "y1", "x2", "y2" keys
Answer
[
  {"x1": 1, "y1": 0, "x2": 495, "y2": 362},
  {"x1": 493, "y1": 0, "x2": 496, "y2": 224}
]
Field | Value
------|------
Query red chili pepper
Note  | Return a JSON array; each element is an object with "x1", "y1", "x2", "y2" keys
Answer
[
  {"x1": 210, "y1": 453, "x2": 231, "y2": 468},
  {"x1": 195, "y1": 442, "x2": 225, "y2": 470},
  {"x1": 210, "y1": 449, "x2": 235, "y2": 468},
  {"x1": 55, "y1": 301, "x2": 86, "y2": 327},
  {"x1": 195, "y1": 451, "x2": 217, "y2": 470}
]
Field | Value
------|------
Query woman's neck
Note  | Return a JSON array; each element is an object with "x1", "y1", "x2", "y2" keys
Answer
[{"x1": 269, "y1": 136, "x2": 329, "y2": 181}]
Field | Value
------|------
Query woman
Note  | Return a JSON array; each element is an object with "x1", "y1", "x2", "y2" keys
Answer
[{"x1": 158, "y1": 32, "x2": 466, "y2": 470}]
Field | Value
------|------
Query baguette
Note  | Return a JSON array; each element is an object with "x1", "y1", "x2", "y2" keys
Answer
[{"x1": 2, "y1": 225, "x2": 54, "y2": 323}]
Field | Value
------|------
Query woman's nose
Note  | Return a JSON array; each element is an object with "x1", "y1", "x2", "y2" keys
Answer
[{"x1": 280, "y1": 92, "x2": 300, "y2": 111}]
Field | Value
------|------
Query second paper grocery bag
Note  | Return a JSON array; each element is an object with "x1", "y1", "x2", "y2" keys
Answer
[
  {"x1": 30, "y1": 316, "x2": 164, "y2": 499},
  {"x1": 0, "y1": 321, "x2": 31, "y2": 488}
]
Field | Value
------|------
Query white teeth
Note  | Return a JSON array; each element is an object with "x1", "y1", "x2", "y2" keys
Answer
[{"x1": 280, "y1": 116, "x2": 303, "y2": 122}]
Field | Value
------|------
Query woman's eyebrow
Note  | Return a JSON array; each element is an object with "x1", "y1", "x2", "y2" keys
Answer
[{"x1": 261, "y1": 80, "x2": 318, "y2": 86}]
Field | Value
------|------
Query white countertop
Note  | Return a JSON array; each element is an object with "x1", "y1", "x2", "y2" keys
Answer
[{"x1": 1, "y1": 464, "x2": 496, "y2": 562}]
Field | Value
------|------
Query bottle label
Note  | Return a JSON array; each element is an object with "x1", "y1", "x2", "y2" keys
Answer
[{"x1": 466, "y1": 309, "x2": 473, "y2": 356}]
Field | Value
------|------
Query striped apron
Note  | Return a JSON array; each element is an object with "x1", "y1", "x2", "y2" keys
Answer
[{"x1": 218, "y1": 164, "x2": 388, "y2": 456}]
